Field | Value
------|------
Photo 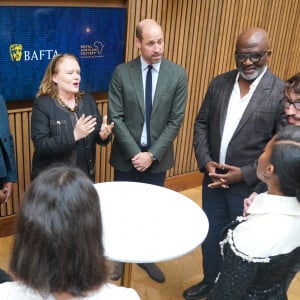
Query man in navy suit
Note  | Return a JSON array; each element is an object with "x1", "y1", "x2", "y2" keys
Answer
[
  {"x1": 108, "y1": 19, "x2": 188, "y2": 283},
  {"x1": 184, "y1": 28, "x2": 286, "y2": 299}
]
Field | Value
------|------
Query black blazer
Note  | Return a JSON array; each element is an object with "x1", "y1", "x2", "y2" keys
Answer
[
  {"x1": 31, "y1": 93, "x2": 108, "y2": 180},
  {"x1": 193, "y1": 68, "x2": 286, "y2": 188}
]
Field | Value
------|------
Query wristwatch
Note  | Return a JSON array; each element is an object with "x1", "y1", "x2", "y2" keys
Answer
[{"x1": 149, "y1": 152, "x2": 156, "y2": 161}]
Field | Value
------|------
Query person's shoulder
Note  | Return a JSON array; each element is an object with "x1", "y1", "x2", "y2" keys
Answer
[
  {"x1": 90, "y1": 283, "x2": 140, "y2": 299},
  {"x1": 32, "y1": 95, "x2": 55, "y2": 110},
  {"x1": 116, "y1": 57, "x2": 140, "y2": 70},
  {"x1": 208, "y1": 70, "x2": 237, "y2": 86},
  {"x1": 215, "y1": 69, "x2": 237, "y2": 80},
  {"x1": 161, "y1": 58, "x2": 186, "y2": 72},
  {"x1": 81, "y1": 92, "x2": 95, "y2": 101},
  {"x1": 34, "y1": 95, "x2": 53, "y2": 104},
  {"x1": 0, "y1": 281, "x2": 42, "y2": 300},
  {"x1": 263, "y1": 68, "x2": 285, "y2": 85}
]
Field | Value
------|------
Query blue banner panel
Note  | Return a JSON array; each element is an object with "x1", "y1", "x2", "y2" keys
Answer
[{"x1": 0, "y1": 6, "x2": 126, "y2": 101}]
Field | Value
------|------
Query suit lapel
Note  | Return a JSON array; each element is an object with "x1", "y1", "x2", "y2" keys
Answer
[
  {"x1": 128, "y1": 57, "x2": 144, "y2": 114},
  {"x1": 219, "y1": 72, "x2": 237, "y2": 136},
  {"x1": 231, "y1": 69, "x2": 271, "y2": 139},
  {"x1": 151, "y1": 59, "x2": 170, "y2": 117}
]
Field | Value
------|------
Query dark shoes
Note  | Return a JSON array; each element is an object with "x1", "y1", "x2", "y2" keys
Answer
[
  {"x1": 183, "y1": 280, "x2": 214, "y2": 300},
  {"x1": 110, "y1": 262, "x2": 165, "y2": 283},
  {"x1": 109, "y1": 261, "x2": 124, "y2": 281},
  {"x1": 137, "y1": 263, "x2": 166, "y2": 283}
]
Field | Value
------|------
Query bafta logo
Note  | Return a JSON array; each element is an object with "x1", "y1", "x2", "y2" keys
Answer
[{"x1": 9, "y1": 44, "x2": 23, "y2": 61}]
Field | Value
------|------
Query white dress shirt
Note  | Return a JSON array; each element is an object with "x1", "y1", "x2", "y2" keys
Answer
[
  {"x1": 0, "y1": 282, "x2": 141, "y2": 300},
  {"x1": 140, "y1": 56, "x2": 161, "y2": 147},
  {"x1": 219, "y1": 67, "x2": 267, "y2": 163}
]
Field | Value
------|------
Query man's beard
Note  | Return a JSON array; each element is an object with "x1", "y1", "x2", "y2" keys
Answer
[{"x1": 238, "y1": 65, "x2": 264, "y2": 81}]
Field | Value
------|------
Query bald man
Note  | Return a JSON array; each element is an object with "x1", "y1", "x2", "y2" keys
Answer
[
  {"x1": 184, "y1": 28, "x2": 286, "y2": 299},
  {"x1": 108, "y1": 19, "x2": 188, "y2": 283}
]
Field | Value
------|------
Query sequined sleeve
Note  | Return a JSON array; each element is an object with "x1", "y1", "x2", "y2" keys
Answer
[{"x1": 207, "y1": 246, "x2": 258, "y2": 300}]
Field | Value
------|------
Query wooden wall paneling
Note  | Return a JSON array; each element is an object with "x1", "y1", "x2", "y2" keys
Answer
[
  {"x1": 284, "y1": 1, "x2": 300, "y2": 78},
  {"x1": 95, "y1": 100, "x2": 113, "y2": 183},
  {"x1": 153, "y1": 0, "x2": 162, "y2": 22},
  {"x1": 124, "y1": 0, "x2": 136, "y2": 61},
  {"x1": 286, "y1": 6, "x2": 300, "y2": 78},
  {"x1": 265, "y1": 0, "x2": 286, "y2": 78},
  {"x1": 162, "y1": 0, "x2": 174, "y2": 60},
  {"x1": 3, "y1": 0, "x2": 300, "y2": 224},
  {"x1": 186, "y1": 0, "x2": 206, "y2": 173},
  {"x1": 12, "y1": 113, "x2": 24, "y2": 216},
  {"x1": 160, "y1": 0, "x2": 169, "y2": 44},
  {"x1": 169, "y1": 0, "x2": 182, "y2": 177},
  {"x1": 21, "y1": 110, "x2": 32, "y2": 189},
  {"x1": 215, "y1": 0, "x2": 233, "y2": 74},
  {"x1": 174, "y1": 0, "x2": 191, "y2": 175},
  {"x1": 273, "y1": 0, "x2": 297, "y2": 79},
  {"x1": 182, "y1": 0, "x2": 197, "y2": 173}
]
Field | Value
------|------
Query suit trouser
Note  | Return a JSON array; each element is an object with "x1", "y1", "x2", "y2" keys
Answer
[
  {"x1": 114, "y1": 168, "x2": 166, "y2": 186},
  {"x1": 201, "y1": 174, "x2": 250, "y2": 284}
]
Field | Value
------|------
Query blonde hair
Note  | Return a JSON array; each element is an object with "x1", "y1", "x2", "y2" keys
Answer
[{"x1": 36, "y1": 53, "x2": 83, "y2": 99}]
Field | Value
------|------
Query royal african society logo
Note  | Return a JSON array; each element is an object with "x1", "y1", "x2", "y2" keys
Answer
[
  {"x1": 80, "y1": 41, "x2": 104, "y2": 59},
  {"x1": 9, "y1": 43, "x2": 58, "y2": 62}
]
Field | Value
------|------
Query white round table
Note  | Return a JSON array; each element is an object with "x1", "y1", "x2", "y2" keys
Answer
[{"x1": 94, "y1": 181, "x2": 208, "y2": 286}]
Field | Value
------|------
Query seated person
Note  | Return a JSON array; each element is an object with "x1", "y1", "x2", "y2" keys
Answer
[
  {"x1": 0, "y1": 166, "x2": 140, "y2": 300},
  {"x1": 207, "y1": 125, "x2": 300, "y2": 299}
]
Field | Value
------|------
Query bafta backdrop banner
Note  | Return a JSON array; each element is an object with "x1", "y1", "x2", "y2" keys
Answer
[{"x1": 0, "y1": 6, "x2": 126, "y2": 101}]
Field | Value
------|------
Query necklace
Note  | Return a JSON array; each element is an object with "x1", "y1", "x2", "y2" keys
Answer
[{"x1": 56, "y1": 95, "x2": 79, "y2": 112}]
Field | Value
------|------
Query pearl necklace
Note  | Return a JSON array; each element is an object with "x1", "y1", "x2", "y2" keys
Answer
[{"x1": 56, "y1": 96, "x2": 79, "y2": 112}]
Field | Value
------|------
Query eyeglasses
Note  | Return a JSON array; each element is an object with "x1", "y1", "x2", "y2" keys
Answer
[
  {"x1": 235, "y1": 50, "x2": 269, "y2": 63},
  {"x1": 281, "y1": 97, "x2": 300, "y2": 111}
]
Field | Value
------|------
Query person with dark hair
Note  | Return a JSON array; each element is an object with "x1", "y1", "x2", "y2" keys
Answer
[
  {"x1": 244, "y1": 72, "x2": 300, "y2": 209},
  {"x1": 0, "y1": 166, "x2": 140, "y2": 300},
  {"x1": 108, "y1": 19, "x2": 188, "y2": 282},
  {"x1": 243, "y1": 74, "x2": 300, "y2": 289},
  {"x1": 0, "y1": 94, "x2": 17, "y2": 283},
  {"x1": 207, "y1": 125, "x2": 300, "y2": 299},
  {"x1": 31, "y1": 53, "x2": 114, "y2": 181},
  {"x1": 185, "y1": 27, "x2": 286, "y2": 299}
]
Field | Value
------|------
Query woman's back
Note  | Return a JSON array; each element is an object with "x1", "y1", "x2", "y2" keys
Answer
[{"x1": 0, "y1": 282, "x2": 140, "y2": 300}]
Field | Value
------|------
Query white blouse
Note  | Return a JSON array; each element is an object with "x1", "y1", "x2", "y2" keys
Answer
[
  {"x1": 0, "y1": 282, "x2": 141, "y2": 300},
  {"x1": 233, "y1": 193, "x2": 300, "y2": 259}
]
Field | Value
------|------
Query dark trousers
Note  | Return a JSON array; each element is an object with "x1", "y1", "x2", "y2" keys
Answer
[
  {"x1": 201, "y1": 174, "x2": 250, "y2": 284},
  {"x1": 114, "y1": 168, "x2": 166, "y2": 187}
]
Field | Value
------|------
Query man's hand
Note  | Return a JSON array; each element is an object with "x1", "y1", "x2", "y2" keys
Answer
[
  {"x1": 208, "y1": 163, "x2": 243, "y2": 189},
  {"x1": 243, "y1": 192, "x2": 258, "y2": 216},
  {"x1": 132, "y1": 152, "x2": 153, "y2": 172}
]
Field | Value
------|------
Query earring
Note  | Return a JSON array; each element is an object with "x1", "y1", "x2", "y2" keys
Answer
[{"x1": 263, "y1": 172, "x2": 270, "y2": 178}]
